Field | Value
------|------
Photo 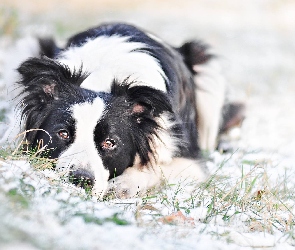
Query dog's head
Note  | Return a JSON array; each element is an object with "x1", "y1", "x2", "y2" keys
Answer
[{"x1": 17, "y1": 57, "x2": 175, "y2": 197}]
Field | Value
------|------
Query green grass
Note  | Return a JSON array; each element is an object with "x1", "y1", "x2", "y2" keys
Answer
[{"x1": 0, "y1": 142, "x2": 56, "y2": 171}]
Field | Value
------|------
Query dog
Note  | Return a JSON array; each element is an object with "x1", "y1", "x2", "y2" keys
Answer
[{"x1": 16, "y1": 23, "x2": 244, "y2": 199}]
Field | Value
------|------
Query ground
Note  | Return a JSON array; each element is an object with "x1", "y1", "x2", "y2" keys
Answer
[{"x1": 0, "y1": 0, "x2": 295, "y2": 249}]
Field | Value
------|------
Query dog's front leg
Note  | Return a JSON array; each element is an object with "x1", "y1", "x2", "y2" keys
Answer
[
  {"x1": 105, "y1": 158, "x2": 207, "y2": 199},
  {"x1": 105, "y1": 166, "x2": 160, "y2": 199}
]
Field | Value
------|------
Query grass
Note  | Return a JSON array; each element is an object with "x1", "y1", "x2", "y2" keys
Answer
[
  {"x1": 0, "y1": 108, "x2": 7, "y2": 122},
  {"x1": 133, "y1": 151, "x2": 295, "y2": 242},
  {"x1": 0, "y1": 142, "x2": 132, "y2": 248},
  {"x1": 73, "y1": 212, "x2": 130, "y2": 226},
  {"x1": 0, "y1": 139, "x2": 56, "y2": 171},
  {"x1": 1, "y1": 138, "x2": 294, "y2": 247}
]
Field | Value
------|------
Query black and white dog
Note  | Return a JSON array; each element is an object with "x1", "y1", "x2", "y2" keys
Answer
[{"x1": 16, "y1": 23, "x2": 242, "y2": 198}]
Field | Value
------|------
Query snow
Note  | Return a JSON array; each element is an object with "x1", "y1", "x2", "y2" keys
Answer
[{"x1": 1, "y1": 0, "x2": 295, "y2": 249}]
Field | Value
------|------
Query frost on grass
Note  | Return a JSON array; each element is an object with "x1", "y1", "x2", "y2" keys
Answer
[
  {"x1": 128, "y1": 150, "x2": 295, "y2": 247},
  {"x1": 1, "y1": 141, "x2": 295, "y2": 249},
  {"x1": 0, "y1": 157, "x2": 133, "y2": 249}
]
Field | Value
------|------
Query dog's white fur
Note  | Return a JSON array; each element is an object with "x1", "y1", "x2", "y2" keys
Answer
[
  {"x1": 194, "y1": 58, "x2": 226, "y2": 151},
  {"x1": 107, "y1": 157, "x2": 207, "y2": 198},
  {"x1": 57, "y1": 36, "x2": 167, "y2": 93}
]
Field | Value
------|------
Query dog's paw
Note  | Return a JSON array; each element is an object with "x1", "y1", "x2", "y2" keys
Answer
[{"x1": 104, "y1": 176, "x2": 141, "y2": 199}]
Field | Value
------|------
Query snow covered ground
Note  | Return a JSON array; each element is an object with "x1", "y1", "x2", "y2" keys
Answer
[{"x1": 0, "y1": 0, "x2": 295, "y2": 249}]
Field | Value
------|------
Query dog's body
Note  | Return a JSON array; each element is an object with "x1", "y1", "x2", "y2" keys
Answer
[{"x1": 16, "y1": 23, "x2": 235, "y2": 198}]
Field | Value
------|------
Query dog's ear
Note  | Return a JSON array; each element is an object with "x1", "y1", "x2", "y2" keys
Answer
[
  {"x1": 17, "y1": 57, "x2": 88, "y2": 136},
  {"x1": 111, "y1": 81, "x2": 173, "y2": 117},
  {"x1": 17, "y1": 57, "x2": 86, "y2": 104},
  {"x1": 128, "y1": 85, "x2": 173, "y2": 118}
]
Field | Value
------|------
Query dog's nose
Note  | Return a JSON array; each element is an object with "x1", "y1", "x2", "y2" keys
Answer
[{"x1": 69, "y1": 169, "x2": 95, "y2": 190}]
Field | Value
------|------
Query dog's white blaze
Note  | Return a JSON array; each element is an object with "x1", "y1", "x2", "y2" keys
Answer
[
  {"x1": 57, "y1": 35, "x2": 167, "y2": 93},
  {"x1": 56, "y1": 97, "x2": 109, "y2": 197}
]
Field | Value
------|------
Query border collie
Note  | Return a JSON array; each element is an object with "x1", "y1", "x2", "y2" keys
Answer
[{"x1": 16, "y1": 23, "x2": 242, "y2": 199}]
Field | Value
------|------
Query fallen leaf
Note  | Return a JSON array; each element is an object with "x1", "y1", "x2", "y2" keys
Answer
[{"x1": 159, "y1": 211, "x2": 195, "y2": 226}]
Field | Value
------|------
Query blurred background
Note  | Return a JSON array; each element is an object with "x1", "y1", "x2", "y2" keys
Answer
[{"x1": 0, "y1": 0, "x2": 295, "y2": 156}]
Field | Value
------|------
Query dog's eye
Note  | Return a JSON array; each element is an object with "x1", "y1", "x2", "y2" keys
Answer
[
  {"x1": 101, "y1": 138, "x2": 116, "y2": 151},
  {"x1": 58, "y1": 130, "x2": 70, "y2": 140}
]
